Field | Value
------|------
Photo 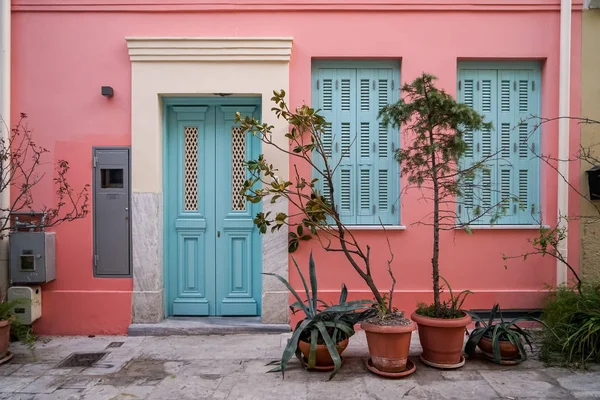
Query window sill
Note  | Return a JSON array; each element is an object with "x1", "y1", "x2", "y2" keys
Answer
[
  {"x1": 343, "y1": 225, "x2": 407, "y2": 231},
  {"x1": 455, "y1": 224, "x2": 550, "y2": 231}
]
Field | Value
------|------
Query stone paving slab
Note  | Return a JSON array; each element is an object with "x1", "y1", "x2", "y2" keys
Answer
[{"x1": 0, "y1": 332, "x2": 598, "y2": 399}]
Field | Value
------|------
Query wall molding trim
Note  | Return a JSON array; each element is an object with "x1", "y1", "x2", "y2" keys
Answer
[
  {"x1": 126, "y1": 37, "x2": 293, "y2": 62},
  {"x1": 13, "y1": 0, "x2": 584, "y2": 12},
  {"x1": 128, "y1": 35, "x2": 291, "y2": 325}
]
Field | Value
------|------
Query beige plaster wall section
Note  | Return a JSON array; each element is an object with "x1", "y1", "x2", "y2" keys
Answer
[
  {"x1": 127, "y1": 37, "x2": 292, "y2": 324},
  {"x1": 580, "y1": 11, "x2": 600, "y2": 281}
]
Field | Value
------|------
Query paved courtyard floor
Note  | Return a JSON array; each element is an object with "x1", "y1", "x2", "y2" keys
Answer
[{"x1": 0, "y1": 331, "x2": 599, "y2": 399}]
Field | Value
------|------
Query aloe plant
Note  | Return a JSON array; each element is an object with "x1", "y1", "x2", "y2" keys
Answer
[
  {"x1": 266, "y1": 252, "x2": 375, "y2": 380},
  {"x1": 465, "y1": 303, "x2": 543, "y2": 364}
]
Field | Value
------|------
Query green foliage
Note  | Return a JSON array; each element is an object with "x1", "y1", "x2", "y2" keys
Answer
[
  {"x1": 0, "y1": 299, "x2": 36, "y2": 353},
  {"x1": 503, "y1": 220, "x2": 583, "y2": 295},
  {"x1": 265, "y1": 252, "x2": 375, "y2": 380},
  {"x1": 465, "y1": 303, "x2": 541, "y2": 364},
  {"x1": 237, "y1": 90, "x2": 397, "y2": 313},
  {"x1": 379, "y1": 73, "x2": 492, "y2": 198},
  {"x1": 373, "y1": 292, "x2": 398, "y2": 319},
  {"x1": 539, "y1": 283, "x2": 600, "y2": 367},
  {"x1": 415, "y1": 276, "x2": 472, "y2": 319},
  {"x1": 379, "y1": 73, "x2": 491, "y2": 316},
  {"x1": 237, "y1": 90, "x2": 332, "y2": 249}
]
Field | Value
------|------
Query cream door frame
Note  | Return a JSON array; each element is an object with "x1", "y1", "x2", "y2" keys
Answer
[{"x1": 126, "y1": 37, "x2": 292, "y2": 324}]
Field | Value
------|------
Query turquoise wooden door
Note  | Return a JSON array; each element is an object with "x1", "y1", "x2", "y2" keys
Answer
[{"x1": 164, "y1": 99, "x2": 262, "y2": 316}]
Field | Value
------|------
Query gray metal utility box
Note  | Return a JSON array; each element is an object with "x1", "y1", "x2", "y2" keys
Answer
[
  {"x1": 9, "y1": 212, "x2": 56, "y2": 284},
  {"x1": 10, "y1": 232, "x2": 56, "y2": 284}
]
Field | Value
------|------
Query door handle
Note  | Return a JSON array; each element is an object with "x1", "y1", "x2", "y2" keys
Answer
[{"x1": 217, "y1": 231, "x2": 221, "y2": 238}]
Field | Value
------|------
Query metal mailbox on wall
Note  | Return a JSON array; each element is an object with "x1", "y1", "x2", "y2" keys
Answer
[{"x1": 93, "y1": 147, "x2": 131, "y2": 277}]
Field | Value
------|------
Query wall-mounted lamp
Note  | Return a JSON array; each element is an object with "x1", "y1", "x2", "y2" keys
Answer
[
  {"x1": 101, "y1": 86, "x2": 114, "y2": 98},
  {"x1": 587, "y1": 166, "x2": 600, "y2": 200}
]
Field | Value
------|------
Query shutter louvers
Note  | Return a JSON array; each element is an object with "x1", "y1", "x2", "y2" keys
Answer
[
  {"x1": 475, "y1": 72, "x2": 498, "y2": 223},
  {"x1": 457, "y1": 64, "x2": 540, "y2": 226},
  {"x1": 356, "y1": 68, "x2": 397, "y2": 224},
  {"x1": 497, "y1": 70, "x2": 517, "y2": 222},
  {"x1": 458, "y1": 70, "x2": 497, "y2": 224},
  {"x1": 314, "y1": 69, "x2": 337, "y2": 210},
  {"x1": 458, "y1": 72, "x2": 476, "y2": 223},
  {"x1": 497, "y1": 69, "x2": 540, "y2": 224},
  {"x1": 313, "y1": 63, "x2": 399, "y2": 226},
  {"x1": 340, "y1": 169, "x2": 352, "y2": 213},
  {"x1": 359, "y1": 169, "x2": 371, "y2": 211},
  {"x1": 356, "y1": 69, "x2": 375, "y2": 224},
  {"x1": 513, "y1": 70, "x2": 540, "y2": 223},
  {"x1": 335, "y1": 69, "x2": 357, "y2": 223}
]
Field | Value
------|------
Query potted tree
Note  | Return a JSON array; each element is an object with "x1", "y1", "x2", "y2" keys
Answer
[
  {"x1": 379, "y1": 74, "x2": 493, "y2": 369},
  {"x1": 465, "y1": 303, "x2": 544, "y2": 365},
  {"x1": 237, "y1": 91, "x2": 416, "y2": 378},
  {"x1": 267, "y1": 252, "x2": 375, "y2": 379}
]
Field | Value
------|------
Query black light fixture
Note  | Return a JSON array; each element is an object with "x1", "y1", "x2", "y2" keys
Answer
[
  {"x1": 101, "y1": 86, "x2": 114, "y2": 98},
  {"x1": 587, "y1": 166, "x2": 600, "y2": 200}
]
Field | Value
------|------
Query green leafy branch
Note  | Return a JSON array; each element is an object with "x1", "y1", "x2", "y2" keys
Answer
[{"x1": 236, "y1": 90, "x2": 397, "y2": 313}]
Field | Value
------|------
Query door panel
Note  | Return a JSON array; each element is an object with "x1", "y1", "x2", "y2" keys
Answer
[
  {"x1": 93, "y1": 148, "x2": 130, "y2": 276},
  {"x1": 215, "y1": 106, "x2": 259, "y2": 316},
  {"x1": 169, "y1": 107, "x2": 216, "y2": 316},
  {"x1": 166, "y1": 101, "x2": 261, "y2": 317}
]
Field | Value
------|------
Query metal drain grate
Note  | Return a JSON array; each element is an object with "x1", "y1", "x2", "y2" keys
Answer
[
  {"x1": 106, "y1": 342, "x2": 124, "y2": 348},
  {"x1": 58, "y1": 352, "x2": 107, "y2": 368}
]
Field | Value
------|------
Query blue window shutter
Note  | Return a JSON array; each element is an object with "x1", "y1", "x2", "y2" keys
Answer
[
  {"x1": 458, "y1": 62, "x2": 541, "y2": 226},
  {"x1": 498, "y1": 69, "x2": 540, "y2": 224},
  {"x1": 458, "y1": 69, "x2": 498, "y2": 225},
  {"x1": 313, "y1": 62, "x2": 400, "y2": 226},
  {"x1": 335, "y1": 68, "x2": 357, "y2": 224},
  {"x1": 475, "y1": 70, "x2": 499, "y2": 224},
  {"x1": 314, "y1": 67, "x2": 357, "y2": 224},
  {"x1": 457, "y1": 71, "x2": 477, "y2": 224},
  {"x1": 355, "y1": 69, "x2": 377, "y2": 224},
  {"x1": 314, "y1": 68, "x2": 337, "y2": 210},
  {"x1": 355, "y1": 68, "x2": 397, "y2": 225}
]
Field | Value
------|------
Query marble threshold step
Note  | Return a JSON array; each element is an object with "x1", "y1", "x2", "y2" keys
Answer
[{"x1": 128, "y1": 316, "x2": 291, "y2": 336}]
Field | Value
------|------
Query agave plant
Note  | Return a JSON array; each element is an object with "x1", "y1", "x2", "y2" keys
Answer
[
  {"x1": 266, "y1": 252, "x2": 375, "y2": 380},
  {"x1": 465, "y1": 303, "x2": 542, "y2": 364}
]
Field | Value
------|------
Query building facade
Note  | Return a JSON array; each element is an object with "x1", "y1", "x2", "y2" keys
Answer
[
  {"x1": 580, "y1": 0, "x2": 600, "y2": 281},
  {"x1": 6, "y1": 0, "x2": 583, "y2": 335}
]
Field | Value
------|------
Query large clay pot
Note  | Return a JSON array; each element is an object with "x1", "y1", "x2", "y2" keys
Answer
[
  {"x1": 298, "y1": 338, "x2": 349, "y2": 367},
  {"x1": 361, "y1": 320, "x2": 416, "y2": 373},
  {"x1": 411, "y1": 311, "x2": 471, "y2": 367},
  {"x1": 0, "y1": 319, "x2": 10, "y2": 359},
  {"x1": 477, "y1": 336, "x2": 520, "y2": 360}
]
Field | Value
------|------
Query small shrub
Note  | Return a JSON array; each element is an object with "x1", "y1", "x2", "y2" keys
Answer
[
  {"x1": 0, "y1": 299, "x2": 37, "y2": 353},
  {"x1": 540, "y1": 282, "x2": 600, "y2": 367}
]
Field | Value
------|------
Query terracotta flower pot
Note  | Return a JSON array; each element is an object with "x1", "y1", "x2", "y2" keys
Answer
[
  {"x1": 0, "y1": 319, "x2": 10, "y2": 359},
  {"x1": 298, "y1": 338, "x2": 349, "y2": 367},
  {"x1": 361, "y1": 320, "x2": 416, "y2": 373},
  {"x1": 477, "y1": 336, "x2": 520, "y2": 360},
  {"x1": 411, "y1": 311, "x2": 471, "y2": 367}
]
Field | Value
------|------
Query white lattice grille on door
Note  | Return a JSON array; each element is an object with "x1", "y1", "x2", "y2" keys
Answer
[
  {"x1": 183, "y1": 127, "x2": 199, "y2": 211},
  {"x1": 232, "y1": 127, "x2": 246, "y2": 211}
]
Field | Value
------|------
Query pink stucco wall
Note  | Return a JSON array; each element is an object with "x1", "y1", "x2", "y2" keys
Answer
[{"x1": 10, "y1": 1, "x2": 582, "y2": 334}]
